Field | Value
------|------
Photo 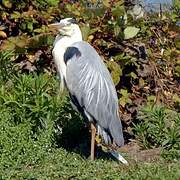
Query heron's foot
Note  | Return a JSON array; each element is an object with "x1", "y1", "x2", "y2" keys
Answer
[
  {"x1": 110, "y1": 150, "x2": 129, "y2": 165},
  {"x1": 95, "y1": 135, "x2": 101, "y2": 144},
  {"x1": 95, "y1": 141, "x2": 129, "y2": 165}
]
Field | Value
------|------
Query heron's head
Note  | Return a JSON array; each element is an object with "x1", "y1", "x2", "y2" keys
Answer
[{"x1": 49, "y1": 18, "x2": 82, "y2": 39}]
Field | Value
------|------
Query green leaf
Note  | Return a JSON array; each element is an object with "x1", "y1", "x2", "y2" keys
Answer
[
  {"x1": 119, "y1": 96, "x2": 126, "y2": 107},
  {"x1": 107, "y1": 61, "x2": 122, "y2": 86},
  {"x1": 131, "y1": 72, "x2": 137, "y2": 79},
  {"x1": 112, "y1": 6, "x2": 124, "y2": 17},
  {"x1": 2, "y1": 0, "x2": 12, "y2": 8},
  {"x1": 119, "y1": 89, "x2": 132, "y2": 107},
  {"x1": 89, "y1": 27, "x2": 99, "y2": 34},
  {"x1": 173, "y1": 0, "x2": 180, "y2": 8},
  {"x1": 45, "y1": 0, "x2": 59, "y2": 6},
  {"x1": 172, "y1": 94, "x2": 180, "y2": 103},
  {"x1": 147, "y1": 95, "x2": 156, "y2": 102},
  {"x1": 120, "y1": 89, "x2": 128, "y2": 97},
  {"x1": 124, "y1": 26, "x2": 140, "y2": 39},
  {"x1": 174, "y1": 65, "x2": 180, "y2": 76},
  {"x1": 80, "y1": 25, "x2": 90, "y2": 41},
  {"x1": 103, "y1": 0, "x2": 111, "y2": 7},
  {"x1": 11, "y1": 11, "x2": 21, "y2": 19},
  {"x1": 174, "y1": 36, "x2": 180, "y2": 49},
  {"x1": 114, "y1": 25, "x2": 121, "y2": 37},
  {"x1": 27, "y1": 22, "x2": 33, "y2": 32}
]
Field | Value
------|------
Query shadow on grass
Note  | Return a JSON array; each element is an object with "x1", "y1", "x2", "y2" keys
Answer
[{"x1": 54, "y1": 106, "x2": 116, "y2": 161}]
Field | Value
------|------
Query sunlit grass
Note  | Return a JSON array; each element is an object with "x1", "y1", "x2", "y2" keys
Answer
[{"x1": 1, "y1": 148, "x2": 180, "y2": 179}]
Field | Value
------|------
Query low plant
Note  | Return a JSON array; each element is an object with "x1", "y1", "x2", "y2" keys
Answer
[
  {"x1": 0, "y1": 51, "x2": 15, "y2": 82},
  {"x1": 0, "y1": 68, "x2": 84, "y2": 170},
  {"x1": 134, "y1": 105, "x2": 180, "y2": 160}
]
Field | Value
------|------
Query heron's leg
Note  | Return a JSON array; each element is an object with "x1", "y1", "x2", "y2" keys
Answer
[{"x1": 90, "y1": 123, "x2": 96, "y2": 161}]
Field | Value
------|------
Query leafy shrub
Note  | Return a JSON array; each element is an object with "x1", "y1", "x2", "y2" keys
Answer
[
  {"x1": 0, "y1": 51, "x2": 15, "y2": 82},
  {"x1": 134, "y1": 105, "x2": 180, "y2": 160},
  {"x1": 0, "y1": 60, "x2": 84, "y2": 170},
  {"x1": 0, "y1": 73, "x2": 55, "y2": 168}
]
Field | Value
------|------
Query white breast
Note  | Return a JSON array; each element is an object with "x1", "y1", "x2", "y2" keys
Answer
[
  {"x1": 52, "y1": 38, "x2": 69, "y2": 91},
  {"x1": 52, "y1": 27, "x2": 83, "y2": 91},
  {"x1": 53, "y1": 45, "x2": 66, "y2": 79}
]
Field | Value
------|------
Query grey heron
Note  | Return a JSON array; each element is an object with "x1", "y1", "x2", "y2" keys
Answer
[{"x1": 49, "y1": 18, "x2": 128, "y2": 164}]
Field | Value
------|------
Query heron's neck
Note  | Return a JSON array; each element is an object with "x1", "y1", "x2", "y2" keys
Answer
[
  {"x1": 52, "y1": 28, "x2": 82, "y2": 91},
  {"x1": 54, "y1": 28, "x2": 82, "y2": 50}
]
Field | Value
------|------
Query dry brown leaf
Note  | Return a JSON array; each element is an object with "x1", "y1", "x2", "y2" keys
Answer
[{"x1": 0, "y1": 31, "x2": 7, "y2": 39}]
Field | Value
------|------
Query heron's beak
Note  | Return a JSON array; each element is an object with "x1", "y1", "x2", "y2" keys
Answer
[{"x1": 48, "y1": 22, "x2": 65, "y2": 31}]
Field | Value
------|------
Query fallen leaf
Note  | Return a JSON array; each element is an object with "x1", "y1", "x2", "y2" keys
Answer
[{"x1": 0, "y1": 31, "x2": 7, "y2": 38}]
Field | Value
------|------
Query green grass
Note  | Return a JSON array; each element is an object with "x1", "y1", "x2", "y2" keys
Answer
[{"x1": 1, "y1": 148, "x2": 180, "y2": 179}]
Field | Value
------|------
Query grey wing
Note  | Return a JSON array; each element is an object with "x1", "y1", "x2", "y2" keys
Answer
[{"x1": 65, "y1": 41, "x2": 124, "y2": 147}]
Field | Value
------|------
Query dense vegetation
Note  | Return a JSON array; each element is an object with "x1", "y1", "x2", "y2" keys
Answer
[{"x1": 0, "y1": 0, "x2": 179, "y2": 179}]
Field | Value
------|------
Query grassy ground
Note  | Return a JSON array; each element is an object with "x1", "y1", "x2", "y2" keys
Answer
[{"x1": 1, "y1": 148, "x2": 180, "y2": 179}]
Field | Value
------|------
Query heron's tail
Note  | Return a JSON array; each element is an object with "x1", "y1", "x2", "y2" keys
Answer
[
  {"x1": 109, "y1": 114, "x2": 124, "y2": 147},
  {"x1": 97, "y1": 125, "x2": 128, "y2": 164}
]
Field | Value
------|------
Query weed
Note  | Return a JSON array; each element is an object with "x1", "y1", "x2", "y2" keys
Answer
[
  {"x1": 134, "y1": 105, "x2": 180, "y2": 160},
  {"x1": 0, "y1": 51, "x2": 15, "y2": 82},
  {"x1": 0, "y1": 69, "x2": 80, "y2": 169}
]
